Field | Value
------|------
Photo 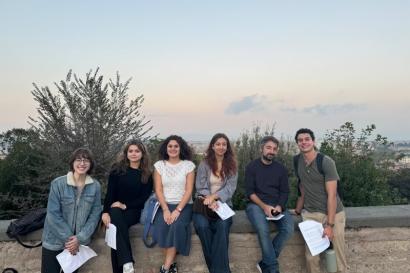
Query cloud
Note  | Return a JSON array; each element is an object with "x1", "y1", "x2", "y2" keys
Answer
[
  {"x1": 281, "y1": 103, "x2": 365, "y2": 115},
  {"x1": 225, "y1": 94, "x2": 269, "y2": 115}
]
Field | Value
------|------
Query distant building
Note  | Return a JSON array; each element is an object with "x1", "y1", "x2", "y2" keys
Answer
[{"x1": 188, "y1": 141, "x2": 208, "y2": 155}]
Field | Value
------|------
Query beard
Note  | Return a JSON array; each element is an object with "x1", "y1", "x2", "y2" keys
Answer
[{"x1": 262, "y1": 154, "x2": 275, "y2": 162}]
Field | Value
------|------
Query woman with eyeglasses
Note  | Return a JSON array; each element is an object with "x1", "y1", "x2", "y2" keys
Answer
[
  {"x1": 153, "y1": 135, "x2": 195, "y2": 273},
  {"x1": 41, "y1": 148, "x2": 102, "y2": 273},
  {"x1": 101, "y1": 140, "x2": 153, "y2": 273}
]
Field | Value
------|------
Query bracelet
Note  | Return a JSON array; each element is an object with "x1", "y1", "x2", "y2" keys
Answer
[{"x1": 176, "y1": 207, "x2": 183, "y2": 212}]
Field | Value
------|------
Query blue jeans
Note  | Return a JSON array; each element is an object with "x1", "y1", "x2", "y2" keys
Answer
[
  {"x1": 193, "y1": 213, "x2": 232, "y2": 273},
  {"x1": 246, "y1": 203, "x2": 294, "y2": 273}
]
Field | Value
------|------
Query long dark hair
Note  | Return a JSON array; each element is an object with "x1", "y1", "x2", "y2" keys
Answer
[
  {"x1": 205, "y1": 133, "x2": 237, "y2": 179},
  {"x1": 158, "y1": 135, "x2": 192, "y2": 161},
  {"x1": 111, "y1": 139, "x2": 151, "y2": 183}
]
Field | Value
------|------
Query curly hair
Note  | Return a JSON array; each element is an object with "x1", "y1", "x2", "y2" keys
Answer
[
  {"x1": 158, "y1": 135, "x2": 192, "y2": 161},
  {"x1": 295, "y1": 128, "x2": 315, "y2": 142},
  {"x1": 205, "y1": 133, "x2": 237, "y2": 179},
  {"x1": 111, "y1": 139, "x2": 151, "y2": 183}
]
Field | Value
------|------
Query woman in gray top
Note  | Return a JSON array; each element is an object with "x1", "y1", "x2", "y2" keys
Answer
[{"x1": 193, "y1": 133, "x2": 238, "y2": 273}]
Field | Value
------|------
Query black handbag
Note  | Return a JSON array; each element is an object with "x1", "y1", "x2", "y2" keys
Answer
[
  {"x1": 6, "y1": 208, "x2": 46, "y2": 248},
  {"x1": 192, "y1": 196, "x2": 219, "y2": 221}
]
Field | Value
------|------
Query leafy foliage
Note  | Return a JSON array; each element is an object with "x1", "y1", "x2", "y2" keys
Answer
[
  {"x1": 0, "y1": 129, "x2": 48, "y2": 219},
  {"x1": 320, "y1": 122, "x2": 399, "y2": 206},
  {"x1": 29, "y1": 68, "x2": 153, "y2": 183},
  {"x1": 389, "y1": 168, "x2": 410, "y2": 202}
]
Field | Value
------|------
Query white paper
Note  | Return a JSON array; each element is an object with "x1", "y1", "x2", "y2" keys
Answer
[
  {"x1": 56, "y1": 245, "x2": 97, "y2": 273},
  {"x1": 298, "y1": 220, "x2": 330, "y2": 256},
  {"x1": 266, "y1": 213, "x2": 285, "y2": 221},
  {"x1": 105, "y1": 223, "x2": 117, "y2": 250},
  {"x1": 214, "y1": 201, "x2": 235, "y2": 220},
  {"x1": 151, "y1": 201, "x2": 160, "y2": 223}
]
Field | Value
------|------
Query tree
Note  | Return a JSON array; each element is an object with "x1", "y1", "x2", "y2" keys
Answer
[
  {"x1": 320, "y1": 122, "x2": 398, "y2": 206},
  {"x1": 0, "y1": 69, "x2": 154, "y2": 219},
  {"x1": 0, "y1": 129, "x2": 48, "y2": 219},
  {"x1": 29, "y1": 68, "x2": 153, "y2": 183},
  {"x1": 388, "y1": 168, "x2": 410, "y2": 203}
]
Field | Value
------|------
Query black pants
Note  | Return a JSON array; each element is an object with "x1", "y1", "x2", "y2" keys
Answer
[
  {"x1": 41, "y1": 247, "x2": 79, "y2": 273},
  {"x1": 109, "y1": 207, "x2": 141, "y2": 273}
]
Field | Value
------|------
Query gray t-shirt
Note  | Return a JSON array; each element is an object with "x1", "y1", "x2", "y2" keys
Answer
[{"x1": 298, "y1": 154, "x2": 344, "y2": 214}]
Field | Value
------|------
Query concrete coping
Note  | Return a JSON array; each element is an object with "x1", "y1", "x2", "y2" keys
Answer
[{"x1": 1, "y1": 204, "x2": 410, "y2": 242}]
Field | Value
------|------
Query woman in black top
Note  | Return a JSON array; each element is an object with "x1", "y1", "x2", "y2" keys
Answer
[{"x1": 102, "y1": 140, "x2": 153, "y2": 273}]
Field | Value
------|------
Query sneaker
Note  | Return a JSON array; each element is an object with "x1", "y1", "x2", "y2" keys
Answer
[
  {"x1": 169, "y1": 262, "x2": 178, "y2": 273},
  {"x1": 256, "y1": 262, "x2": 262, "y2": 273},
  {"x1": 159, "y1": 265, "x2": 169, "y2": 273},
  {"x1": 123, "y1": 262, "x2": 135, "y2": 273}
]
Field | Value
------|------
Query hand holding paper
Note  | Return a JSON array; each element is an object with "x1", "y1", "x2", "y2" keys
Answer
[
  {"x1": 298, "y1": 220, "x2": 330, "y2": 256},
  {"x1": 56, "y1": 245, "x2": 97, "y2": 273},
  {"x1": 105, "y1": 223, "x2": 117, "y2": 250},
  {"x1": 214, "y1": 201, "x2": 235, "y2": 220}
]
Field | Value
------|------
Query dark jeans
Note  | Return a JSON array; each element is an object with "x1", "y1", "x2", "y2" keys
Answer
[
  {"x1": 193, "y1": 213, "x2": 232, "y2": 273},
  {"x1": 109, "y1": 207, "x2": 141, "y2": 273},
  {"x1": 41, "y1": 247, "x2": 79, "y2": 273},
  {"x1": 246, "y1": 204, "x2": 294, "y2": 273}
]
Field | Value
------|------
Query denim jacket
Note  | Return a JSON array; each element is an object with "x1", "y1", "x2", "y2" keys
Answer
[
  {"x1": 42, "y1": 172, "x2": 102, "y2": 251},
  {"x1": 195, "y1": 161, "x2": 238, "y2": 206}
]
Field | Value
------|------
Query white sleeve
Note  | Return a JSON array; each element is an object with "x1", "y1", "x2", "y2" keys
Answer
[
  {"x1": 184, "y1": 160, "x2": 195, "y2": 174},
  {"x1": 154, "y1": 161, "x2": 163, "y2": 175}
]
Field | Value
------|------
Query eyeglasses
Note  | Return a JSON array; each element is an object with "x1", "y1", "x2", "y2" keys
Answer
[{"x1": 74, "y1": 158, "x2": 90, "y2": 164}]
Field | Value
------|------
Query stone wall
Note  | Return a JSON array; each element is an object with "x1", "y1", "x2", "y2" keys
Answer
[{"x1": 1, "y1": 205, "x2": 410, "y2": 273}]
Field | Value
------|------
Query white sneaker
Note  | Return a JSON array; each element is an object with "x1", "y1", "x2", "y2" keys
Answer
[
  {"x1": 256, "y1": 263, "x2": 262, "y2": 273},
  {"x1": 123, "y1": 262, "x2": 135, "y2": 273}
]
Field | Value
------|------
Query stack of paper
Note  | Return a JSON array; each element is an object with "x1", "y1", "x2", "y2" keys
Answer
[
  {"x1": 298, "y1": 220, "x2": 330, "y2": 256},
  {"x1": 56, "y1": 245, "x2": 97, "y2": 273},
  {"x1": 105, "y1": 223, "x2": 117, "y2": 250},
  {"x1": 266, "y1": 214, "x2": 285, "y2": 221},
  {"x1": 214, "y1": 201, "x2": 235, "y2": 220}
]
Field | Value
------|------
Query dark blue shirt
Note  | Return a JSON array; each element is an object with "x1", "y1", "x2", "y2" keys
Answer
[{"x1": 245, "y1": 158, "x2": 289, "y2": 209}]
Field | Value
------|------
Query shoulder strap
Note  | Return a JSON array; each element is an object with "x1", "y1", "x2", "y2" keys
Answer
[
  {"x1": 15, "y1": 236, "x2": 42, "y2": 248},
  {"x1": 293, "y1": 154, "x2": 301, "y2": 180},
  {"x1": 293, "y1": 154, "x2": 302, "y2": 196},
  {"x1": 142, "y1": 198, "x2": 158, "y2": 248},
  {"x1": 316, "y1": 153, "x2": 325, "y2": 176}
]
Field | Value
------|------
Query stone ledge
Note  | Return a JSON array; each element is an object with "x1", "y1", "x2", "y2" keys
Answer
[{"x1": 1, "y1": 205, "x2": 410, "y2": 242}]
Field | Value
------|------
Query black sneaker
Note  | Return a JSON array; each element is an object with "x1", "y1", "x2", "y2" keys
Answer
[
  {"x1": 169, "y1": 262, "x2": 178, "y2": 273},
  {"x1": 159, "y1": 265, "x2": 169, "y2": 273}
]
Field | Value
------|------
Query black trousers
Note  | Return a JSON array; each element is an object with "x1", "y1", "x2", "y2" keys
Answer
[
  {"x1": 41, "y1": 247, "x2": 79, "y2": 273},
  {"x1": 109, "y1": 207, "x2": 141, "y2": 273}
]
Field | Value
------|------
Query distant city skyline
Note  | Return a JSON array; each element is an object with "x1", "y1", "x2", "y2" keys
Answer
[{"x1": 1, "y1": 1, "x2": 409, "y2": 141}]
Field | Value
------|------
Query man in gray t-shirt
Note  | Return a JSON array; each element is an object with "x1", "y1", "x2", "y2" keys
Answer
[{"x1": 294, "y1": 128, "x2": 347, "y2": 273}]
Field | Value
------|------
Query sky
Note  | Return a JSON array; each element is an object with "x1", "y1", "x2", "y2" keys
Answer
[{"x1": 1, "y1": 1, "x2": 409, "y2": 141}]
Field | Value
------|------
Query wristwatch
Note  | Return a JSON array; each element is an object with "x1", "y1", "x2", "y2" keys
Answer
[
  {"x1": 176, "y1": 207, "x2": 183, "y2": 212},
  {"x1": 324, "y1": 222, "x2": 335, "y2": 228}
]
